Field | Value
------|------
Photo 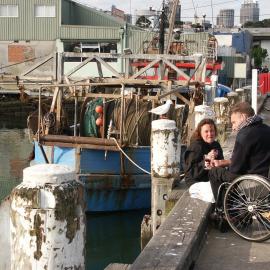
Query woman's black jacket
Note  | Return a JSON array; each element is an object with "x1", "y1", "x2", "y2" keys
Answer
[{"x1": 184, "y1": 139, "x2": 224, "y2": 185}]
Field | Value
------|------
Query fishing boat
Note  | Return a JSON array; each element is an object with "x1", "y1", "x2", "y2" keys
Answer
[
  {"x1": 27, "y1": 49, "x2": 218, "y2": 212},
  {"x1": 26, "y1": 1, "x2": 221, "y2": 212}
]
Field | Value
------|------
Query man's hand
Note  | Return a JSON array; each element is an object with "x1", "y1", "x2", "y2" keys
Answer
[{"x1": 210, "y1": 159, "x2": 231, "y2": 168}]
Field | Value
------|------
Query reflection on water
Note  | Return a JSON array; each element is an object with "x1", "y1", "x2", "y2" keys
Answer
[
  {"x1": 86, "y1": 210, "x2": 147, "y2": 270},
  {"x1": 0, "y1": 117, "x2": 32, "y2": 201},
  {"x1": 0, "y1": 116, "x2": 147, "y2": 270}
]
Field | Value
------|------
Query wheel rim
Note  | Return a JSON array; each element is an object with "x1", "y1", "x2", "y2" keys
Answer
[{"x1": 224, "y1": 175, "x2": 270, "y2": 241}]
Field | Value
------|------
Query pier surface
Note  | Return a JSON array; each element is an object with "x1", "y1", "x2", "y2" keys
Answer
[{"x1": 194, "y1": 225, "x2": 270, "y2": 270}]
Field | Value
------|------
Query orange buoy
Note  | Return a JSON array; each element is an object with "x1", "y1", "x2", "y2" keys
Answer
[
  {"x1": 96, "y1": 117, "x2": 103, "y2": 126},
  {"x1": 95, "y1": 105, "x2": 103, "y2": 114}
]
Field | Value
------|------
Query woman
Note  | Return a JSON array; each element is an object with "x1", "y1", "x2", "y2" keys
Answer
[{"x1": 184, "y1": 118, "x2": 224, "y2": 185}]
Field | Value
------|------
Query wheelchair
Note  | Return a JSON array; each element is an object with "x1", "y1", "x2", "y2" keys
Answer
[{"x1": 213, "y1": 174, "x2": 270, "y2": 242}]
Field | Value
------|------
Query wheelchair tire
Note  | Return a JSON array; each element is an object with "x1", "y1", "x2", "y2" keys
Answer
[{"x1": 224, "y1": 174, "x2": 270, "y2": 242}]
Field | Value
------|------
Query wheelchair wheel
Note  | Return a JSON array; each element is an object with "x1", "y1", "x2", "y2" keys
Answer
[{"x1": 224, "y1": 175, "x2": 270, "y2": 242}]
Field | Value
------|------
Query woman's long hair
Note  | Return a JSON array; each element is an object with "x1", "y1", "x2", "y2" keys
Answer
[{"x1": 191, "y1": 118, "x2": 217, "y2": 142}]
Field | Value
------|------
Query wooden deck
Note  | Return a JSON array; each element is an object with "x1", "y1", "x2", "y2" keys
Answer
[{"x1": 130, "y1": 182, "x2": 212, "y2": 270}]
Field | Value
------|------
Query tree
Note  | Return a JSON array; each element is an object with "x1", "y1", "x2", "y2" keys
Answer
[
  {"x1": 251, "y1": 46, "x2": 268, "y2": 68},
  {"x1": 244, "y1": 19, "x2": 270, "y2": 28}
]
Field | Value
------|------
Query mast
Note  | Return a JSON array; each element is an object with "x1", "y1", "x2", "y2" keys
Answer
[
  {"x1": 159, "y1": 0, "x2": 166, "y2": 54},
  {"x1": 165, "y1": 0, "x2": 180, "y2": 54}
]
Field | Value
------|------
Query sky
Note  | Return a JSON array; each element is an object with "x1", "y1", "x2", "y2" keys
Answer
[{"x1": 76, "y1": 0, "x2": 270, "y2": 25}]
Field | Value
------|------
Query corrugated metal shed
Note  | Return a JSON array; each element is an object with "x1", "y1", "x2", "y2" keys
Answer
[
  {"x1": 179, "y1": 32, "x2": 211, "y2": 56},
  {"x1": 60, "y1": 25, "x2": 120, "y2": 40},
  {"x1": 127, "y1": 29, "x2": 156, "y2": 54},
  {"x1": 219, "y1": 55, "x2": 245, "y2": 79},
  {"x1": 0, "y1": 0, "x2": 60, "y2": 41},
  {"x1": 62, "y1": 0, "x2": 123, "y2": 27},
  {"x1": 0, "y1": 0, "x2": 150, "y2": 47}
]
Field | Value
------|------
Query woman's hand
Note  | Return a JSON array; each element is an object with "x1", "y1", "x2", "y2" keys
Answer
[
  {"x1": 204, "y1": 155, "x2": 212, "y2": 170},
  {"x1": 206, "y1": 149, "x2": 218, "y2": 160}
]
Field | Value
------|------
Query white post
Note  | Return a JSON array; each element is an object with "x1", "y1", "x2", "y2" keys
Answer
[
  {"x1": 211, "y1": 74, "x2": 218, "y2": 99},
  {"x1": 252, "y1": 68, "x2": 258, "y2": 113},
  {"x1": 194, "y1": 105, "x2": 215, "y2": 128},
  {"x1": 151, "y1": 119, "x2": 180, "y2": 234},
  {"x1": 10, "y1": 164, "x2": 85, "y2": 270}
]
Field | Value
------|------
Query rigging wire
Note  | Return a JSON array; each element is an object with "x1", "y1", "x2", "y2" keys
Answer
[{"x1": 112, "y1": 137, "x2": 151, "y2": 175}]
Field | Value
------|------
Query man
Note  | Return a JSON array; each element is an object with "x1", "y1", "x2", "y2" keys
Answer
[
  {"x1": 262, "y1": 65, "x2": 269, "y2": 73},
  {"x1": 209, "y1": 102, "x2": 270, "y2": 199}
]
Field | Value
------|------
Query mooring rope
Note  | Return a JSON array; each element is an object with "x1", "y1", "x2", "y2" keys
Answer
[{"x1": 112, "y1": 137, "x2": 151, "y2": 175}]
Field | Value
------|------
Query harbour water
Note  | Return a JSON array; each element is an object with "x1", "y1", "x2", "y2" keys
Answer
[{"x1": 0, "y1": 115, "x2": 148, "y2": 270}]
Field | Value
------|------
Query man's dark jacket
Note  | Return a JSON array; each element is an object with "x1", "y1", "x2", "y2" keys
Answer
[{"x1": 229, "y1": 119, "x2": 270, "y2": 177}]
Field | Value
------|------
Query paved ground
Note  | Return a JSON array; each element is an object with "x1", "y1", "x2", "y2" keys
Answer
[{"x1": 194, "y1": 225, "x2": 270, "y2": 270}]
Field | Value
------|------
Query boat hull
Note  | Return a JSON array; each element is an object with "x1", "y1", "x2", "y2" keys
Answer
[{"x1": 33, "y1": 142, "x2": 151, "y2": 212}]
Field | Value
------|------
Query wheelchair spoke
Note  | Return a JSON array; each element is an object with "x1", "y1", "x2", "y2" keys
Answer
[{"x1": 224, "y1": 175, "x2": 270, "y2": 242}]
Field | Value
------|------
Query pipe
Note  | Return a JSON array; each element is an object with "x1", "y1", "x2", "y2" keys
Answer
[{"x1": 39, "y1": 135, "x2": 117, "y2": 146}]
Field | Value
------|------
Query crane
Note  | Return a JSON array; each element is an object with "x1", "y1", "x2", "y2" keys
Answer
[{"x1": 191, "y1": 0, "x2": 199, "y2": 24}]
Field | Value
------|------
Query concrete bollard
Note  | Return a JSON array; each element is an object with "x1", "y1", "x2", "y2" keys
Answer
[
  {"x1": 227, "y1": 91, "x2": 239, "y2": 107},
  {"x1": 235, "y1": 88, "x2": 246, "y2": 102},
  {"x1": 243, "y1": 87, "x2": 251, "y2": 103},
  {"x1": 10, "y1": 164, "x2": 85, "y2": 270},
  {"x1": 227, "y1": 92, "x2": 239, "y2": 128},
  {"x1": 213, "y1": 97, "x2": 229, "y2": 125},
  {"x1": 213, "y1": 97, "x2": 229, "y2": 143},
  {"x1": 194, "y1": 104, "x2": 215, "y2": 128},
  {"x1": 151, "y1": 119, "x2": 180, "y2": 234}
]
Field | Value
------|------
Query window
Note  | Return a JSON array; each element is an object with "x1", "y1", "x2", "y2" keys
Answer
[
  {"x1": 34, "y1": 5, "x2": 55, "y2": 17},
  {"x1": 64, "y1": 42, "x2": 118, "y2": 62},
  {"x1": 0, "y1": 5, "x2": 18, "y2": 17}
]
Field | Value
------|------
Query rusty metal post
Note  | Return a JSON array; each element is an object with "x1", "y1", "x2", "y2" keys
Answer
[
  {"x1": 10, "y1": 164, "x2": 85, "y2": 270},
  {"x1": 151, "y1": 119, "x2": 181, "y2": 234}
]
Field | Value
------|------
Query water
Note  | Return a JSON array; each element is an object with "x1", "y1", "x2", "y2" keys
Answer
[
  {"x1": 86, "y1": 210, "x2": 147, "y2": 270},
  {"x1": 0, "y1": 115, "x2": 148, "y2": 270}
]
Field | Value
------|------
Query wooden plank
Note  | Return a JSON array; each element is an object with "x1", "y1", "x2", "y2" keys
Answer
[
  {"x1": 130, "y1": 59, "x2": 160, "y2": 80},
  {"x1": 96, "y1": 60, "x2": 103, "y2": 78},
  {"x1": 56, "y1": 87, "x2": 62, "y2": 132},
  {"x1": 49, "y1": 87, "x2": 60, "y2": 113},
  {"x1": 104, "y1": 264, "x2": 131, "y2": 270},
  {"x1": 94, "y1": 56, "x2": 123, "y2": 78},
  {"x1": 84, "y1": 93, "x2": 159, "y2": 101},
  {"x1": 175, "y1": 92, "x2": 191, "y2": 106},
  {"x1": 41, "y1": 142, "x2": 119, "y2": 151},
  {"x1": 66, "y1": 56, "x2": 95, "y2": 77},
  {"x1": 63, "y1": 52, "x2": 196, "y2": 62},
  {"x1": 20, "y1": 54, "x2": 54, "y2": 76},
  {"x1": 63, "y1": 76, "x2": 75, "y2": 95},
  {"x1": 163, "y1": 59, "x2": 190, "y2": 81},
  {"x1": 130, "y1": 192, "x2": 212, "y2": 270}
]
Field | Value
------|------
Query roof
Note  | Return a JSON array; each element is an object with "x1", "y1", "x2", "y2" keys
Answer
[{"x1": 69, "y1": 0, "x2": 140, "y2": 30}]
